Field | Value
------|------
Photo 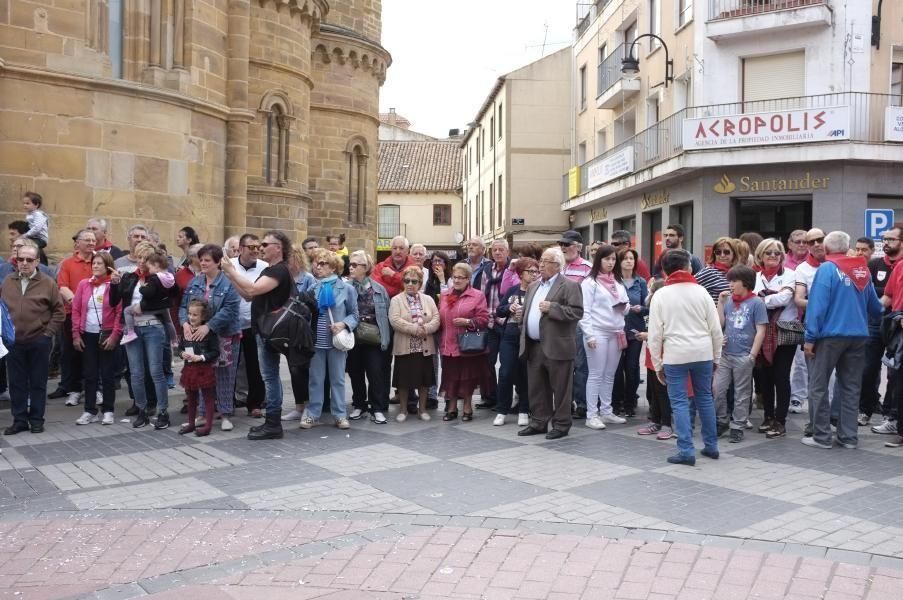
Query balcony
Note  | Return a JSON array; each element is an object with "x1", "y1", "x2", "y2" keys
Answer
[
  {"x1": 564, "y1": 91, "x2": 902, "y2": 205},
  {"x1": 706, "y1": 0, "x2": 832, "y2": 41},
  {"x1": 596, "y1": 43, "x2": 640, "y2": 109}
]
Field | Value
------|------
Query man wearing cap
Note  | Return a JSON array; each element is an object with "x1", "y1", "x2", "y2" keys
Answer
[{"x1": 558, "y1": 230, "x2": 593, "y2": 419}]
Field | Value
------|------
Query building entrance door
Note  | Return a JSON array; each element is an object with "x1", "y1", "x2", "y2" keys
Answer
[{"x1": 734, "y1": 197, "x2": 812, "y2": 242}]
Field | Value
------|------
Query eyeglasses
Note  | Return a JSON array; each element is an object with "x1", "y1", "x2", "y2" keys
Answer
[
  {"x1": 349, "y1": 262, "x2": 364, "y2": 268},
  {"x1": 315, "y1": 261, "x2": 332, "y2": 268},
  {"x1": 610, "y1": 241, "x2": 627, "y2": 247},
  {"x1": 242, "y1": 244, "x2": 260, "y2": 250},
  {"x1": 763, "y1": 250, "x2": 782, "y2": 257},
  {"x1": 403, "y1": 278, "x2": 421, "y2": 285},
  {"x1": 806, "y1": 238, "x2": 824, "y2": 246},
  {"x1": 260, "y1": 242, "x2": 281, "y2": 249},
  {"x1": 790, "y1": 239, "x2": 807, "y2": 244},
  {"x1": 524, "y1": 269, "x2": 540, "y2": 275},
  {"x1": 557, "y1": 242, "x2": 573, "y2": 248},
  {"x1": 451, "y1": 275, "x2": 468, "y2": 281},
  {"x1": 18, "y1": 257, "x2": 36, "y2": 263},
  {"x1": 714, "y1": 249, "x2": 732, "y2": 256},
  {"x1": 883, "y1": 237, "x2": 901, "y2": 243}
]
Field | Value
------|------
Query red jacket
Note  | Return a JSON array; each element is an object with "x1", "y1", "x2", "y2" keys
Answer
[
  {"x1": 372, "y1": 255, "x2": 415, "y2": 297},
  {"x1": 438, "y1": 286, "x2": 490, "y2": 357}
]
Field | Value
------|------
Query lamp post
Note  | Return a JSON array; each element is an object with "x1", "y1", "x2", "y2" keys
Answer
[{"x1": 621, "y1": 33, "x2": 674, "y2": 88}]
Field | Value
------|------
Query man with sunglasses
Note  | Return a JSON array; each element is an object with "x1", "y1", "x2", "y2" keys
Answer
[
  {"x1": 791, "y1": 228, "x2": 828, "y2": 425},
  {"x1": 1, "y1": 244, "x2": 65, "y2": 435},
  {"x1": 558, "y1": 230, "x2": 592, "y2": 419},
  {"x1": 231, "y1": 234, "x2": 268, "y2": 418},
  {"x1": 873, "y1": 226, "x2": 903, "y2": 437},
  {"x1": 610, "y1": 231, "x2": 651, "y2": 280}
]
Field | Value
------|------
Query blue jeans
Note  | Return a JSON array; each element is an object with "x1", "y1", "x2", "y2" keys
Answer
[
  {"x1": 496, "y1": 329, "x2": 528, "y2": 416},
  {"x1": 307, "y1": 347, "x2": 348, "y2": 419},
  {"x1": 256, "y1": 334, "x2": 284, "y2": 417},
  {"x1": 573, "y1": 329, "x2": 588, "y2": 410},
  {"x1": 8, "y1": 335, "x2": 52, "y2": 427},
  {"x1": 125, "y1": 324, "x2": 168, "y2": 413},
  {"x1": 664, "y1": 361, "x2": 717, "y2": 458}
]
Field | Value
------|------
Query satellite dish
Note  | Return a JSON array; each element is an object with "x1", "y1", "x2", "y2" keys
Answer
[{"x1": 454, "y1": 232, "x2": 464, "y2": 243}]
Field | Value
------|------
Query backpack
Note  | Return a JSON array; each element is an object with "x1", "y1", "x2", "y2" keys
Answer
[
  {"x1": 0, "y1": 298, "x2": 14, "y2": 348},
  {"x1": 256, "y1": 291, "x2": 315, "y2": 363}
]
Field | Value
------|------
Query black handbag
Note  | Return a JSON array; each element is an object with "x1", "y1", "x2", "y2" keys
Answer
[
  {"x1": 776, "y1": 320, "x2": 804, "y2": 346},
  {"x1": 457, "y1": 330, "x2": 488, "y2": 353},
  {"x1": 355, "y1": 321, "x2": 381, "y2": 346}
]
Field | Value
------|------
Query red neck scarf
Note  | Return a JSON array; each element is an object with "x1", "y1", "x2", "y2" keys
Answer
[
  {"x1": 731, "y1": 291, "x2": 756, "y2": 304},
  {"x1": 135, "y1": 267, "x2": 147, "y2": 282},
  {"x1": 91, "y1": 274, "x2": 111, "y2": 286},
  {"x1": 826, "y1": 253, "x2": 871, "y2": 292},
  {"x1": 711, "y1": 261, "x2": 731, "y2": 274},
  {"x1": 755, "y1": 264, "x2": 781, "y2": 281},
  {"x1": 596, "y1": 272, "x2": 620, "y2": 299},
  {"x1": 806, "y1": 254, "x2": 823, "y2": 268},
  {"x1": 444, "y1": 287, "x2": 466, "y2": 309},
  {"x1": 665, "y1": 271, "x2": 698, "y2": 286}
]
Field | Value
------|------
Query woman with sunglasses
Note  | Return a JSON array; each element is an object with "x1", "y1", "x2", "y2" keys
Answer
[
  {"x1": 752, "y1": 238, "x2": 798, "y2": 439},
  {"x1": 492, "y1": 257, "x2": 539, "y2": 426},
  {"x1": 695, "y1": 237, "x2": 741, "y2": 304},
  {"x1": 347, "y1": 250, "x2": 392, "y2": 424},
  {"x1": 389, "y1": 266, "x2": 440, "y2": 422}
]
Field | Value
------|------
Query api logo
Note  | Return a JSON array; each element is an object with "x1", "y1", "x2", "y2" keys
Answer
[{"x1": 828, "y1": 129, "x2": 846, "y2": 137}]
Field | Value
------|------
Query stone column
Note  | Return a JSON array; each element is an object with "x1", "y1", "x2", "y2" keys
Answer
[{"x1": 224, "y1": 0, "x2": 251, "y2": 238}]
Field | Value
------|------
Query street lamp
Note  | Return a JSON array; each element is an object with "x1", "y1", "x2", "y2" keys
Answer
[{"x1": 621, "y1": 33, "x2": 674, "y2": 88}]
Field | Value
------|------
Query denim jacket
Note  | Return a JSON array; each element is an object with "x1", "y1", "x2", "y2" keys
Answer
[
  {"x1": 623, "y1": 276, "x2": 649, "y2": 341},
  {"x1": 179, "y1": 271, "x2": 242, "y2": 337},
  {"x1": 310, "y1": 277, "x2": 359, "y2": 332}
]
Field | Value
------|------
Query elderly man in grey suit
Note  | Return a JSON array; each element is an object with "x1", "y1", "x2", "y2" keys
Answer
[{"x1": 513, "y1": 246, "x2": 584, "y2": 440}]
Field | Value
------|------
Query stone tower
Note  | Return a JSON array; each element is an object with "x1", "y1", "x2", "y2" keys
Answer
[{"x1": 0, "y1": 0, "x2": 389, "y2": 257}]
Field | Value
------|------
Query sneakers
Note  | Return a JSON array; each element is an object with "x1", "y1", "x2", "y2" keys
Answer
[
  {"x1": 656, "y1": 426, "x2": 676, "y2": 440},
  {"x1": 154, "y1": 411, "x2": 170, "y2": 430},
  {"x1": 667, "y1": 453, "x2": 696, "y2": 466},
  {"x1": 419, "y1": 412, "x2": 431, "y2": 422},
  {"x1": 716, "y1": 422, "x2": 730, "y2": 438},
  {"x1": 119, "y1": 332, "x2": 138, "y2": 345},
  {"x1": 871, "y1": 419, "x2": 898, "y2": 435},
  {"x1": 349, "y1": 408, "x2": 366, "y2": 421},
  {"x1": 586, "y1": 416, "x2": 607, "y2": 430},
  {"x1": 884, "y1": 435, "x2": 903, "y2": 448},
  {"x1": 789, "y1": 399, "x2": 806, "y2": 414},
  {"x1": 132, "y1": 410, "x2": 150, "y2": 428},
  {"x1": 65, "y1": 392, "x2": 82, "y2": 407},
  {"x1": 101, "y1": 412, "x2": 115, "y2": 425},
  {"x1": 600, "y1": 413, "x2": 627, "y2": 425},
  {"x1": 396, "y1": 412, "x2": 407, "y2": 423},
  {"x1": 757, "y1": 419, "x2": 774, "y2": 433},
  {"x1": 637, "y1": 422, "x2": 662, "y2": 435},
  {"x1": 75, "y1": 412, "x2": 99, "y2": 425},
  {"x1": 336, "y1": 418, "x2": 350, "y2": 430},
  {"x1": 857, "y1": 413, "x2": 870, "y2": 427},
  {"x1": 729, "y1": 429, "x2": 744, "y2": 443},
  {"x1": 765, "y1": 423, "x2": 786, "y2": 439},
  {"x1": 493, "y1": 414, "x2": 506, "y2": 426},
  {"x1": 834, "y1": 440, "x2": 857, "y2": 450},
  {"x1": 371, "y1": 412, "x2": 387, "y2": 424},
  {"x1": 744, "y1": 419, "x2": 753, "y2": 430},
  {"x1": 281, "y1": 409, "x2": 303, "y2": 421},
  {"x1": 517, "y1": 413, "x2": 529, "y2": 427},
  {"x1": 299, "y1": 415, "x2": 317, "y2": 429},
  {"x1": 801, "y1": 437, "x2": 831, "y2": 449},
  {"x1": 803, "y1": 422, "x2": 814, "y2": 437},
  {"x1": 221, "y1": 417, "x2": 233, "y2": 431}
]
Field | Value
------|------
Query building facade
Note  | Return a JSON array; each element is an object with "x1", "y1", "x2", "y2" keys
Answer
[
  {"x1": 461, "y1": 48, "x2": 572, "y2": 246},
  {"x1": 566, "y1": 0, "x2": 903, "y2": 263},
  {"x1": 0, "y1": 0, "x2": 389, "y2": 257}
]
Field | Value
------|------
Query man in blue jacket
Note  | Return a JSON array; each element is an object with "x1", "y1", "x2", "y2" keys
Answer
[{"x1": 803, "y1": 231, "x2": 883, "y2": 450}]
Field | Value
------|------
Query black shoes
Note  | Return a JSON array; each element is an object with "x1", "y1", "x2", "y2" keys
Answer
[
  {"x1": 48, "y1": 388, "x2": 67, "y2": 399},
  {"x1": 545, "y1": 429, "x2": 568, "y2": 440},
  {"x1": 132, "y1": 410, "x2": 150, "y2": 428},
  {"x1": 154, "y1": 411, "x2": 170, "y2": 430},
  {"x1": 700, "y1": 447, "x2": 720, "y2": 460},
  {"x1": 729, "y1": 429, "x2": 744, "y2": 443},
  {"x1": 517, "y1": 426, "x2": 547, "y2": 437},
  {"x1": 125, "y1": 404, "x2": 139, "y2": 417},
  {"x1": 3, "y1": 423, "x2": 29, "y2": 435},
  {"x1": 30, "y1": 424, "x2": 44, "y2": 434},
  {"x1": 247, "y1": 415, "x2": 283, "y2": 440},
  {"x1": 573, "y1": 406, "x2": 587, "y2": 420}
]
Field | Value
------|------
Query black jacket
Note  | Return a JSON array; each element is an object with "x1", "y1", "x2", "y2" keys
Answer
[
  {"x1": 110, "y1": 272, "x2": 173, "y2": 312},
  {"x1": 178, "y1": 330, "x2": 220, "y2": 364}
]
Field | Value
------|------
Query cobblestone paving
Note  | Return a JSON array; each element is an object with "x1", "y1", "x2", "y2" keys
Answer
[{"x1": 1, "y1": 370, "x2": 903, "y2": 599}]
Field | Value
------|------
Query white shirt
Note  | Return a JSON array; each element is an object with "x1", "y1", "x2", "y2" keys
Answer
[
  {"x1": 231, "y1": 257, "x2": 269, "y2": 329},
  {"x1": 114, "y1": 255, "x2": 139, "y2": 274},
  {"x1": 794, "y1": 261, "x2": 818, "y2": 291},
  {"x1": 754, "y1": 269, "x2": 798, "y2": 321},
  {"x1": 526, "y1": 273, "x2": 558, "y2": 341},
  {"x1": 85, "y1": 283, "x2": 106, "y2": 334},
  {"x1": 579, "y1": 277, "x2": 629, "y2": 342}
]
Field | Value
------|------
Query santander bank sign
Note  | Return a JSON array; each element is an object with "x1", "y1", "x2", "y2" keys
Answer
[{"x1": 682, "y1": 106, "x2": 850, "y2": 150}]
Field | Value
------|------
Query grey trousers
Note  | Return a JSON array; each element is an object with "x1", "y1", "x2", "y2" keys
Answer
[
  {"x1": 714, "y1": 353, "x2": 754, "y2": 430},
  {"x1": 807, "y1": 337, "x2": 866, "y2": 447}
]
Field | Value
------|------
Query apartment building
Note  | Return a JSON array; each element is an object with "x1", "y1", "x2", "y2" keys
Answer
[
  {"x1": 566, "y1": 0, "x2": 903, "y2": 263},
  {"x1": 461, "y1": 48, "x2": 572, "y2": 245}
]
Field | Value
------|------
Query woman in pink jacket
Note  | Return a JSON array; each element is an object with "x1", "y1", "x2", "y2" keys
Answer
[
  {"x1": 438, "y1": 262, "x2": 494, "y2": 422},
  {"x1": 71, "y1": 253, "x2": 123, "y2": 425}
]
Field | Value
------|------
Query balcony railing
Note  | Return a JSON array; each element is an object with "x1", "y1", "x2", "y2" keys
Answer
[
  {"x1": 576, "y1": 0, "x2": 615, "y2": 37},
  {"x1": 565, "y1": 92, "x2": 902, "y2": 203},
  {"x1": 597, "y1": 43, "x2": 628, "y2": 98},
  {"x1": 708, "y1": 0, "x2": 827, "y2": 21}
]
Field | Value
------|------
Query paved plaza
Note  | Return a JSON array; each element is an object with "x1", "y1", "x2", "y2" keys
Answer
[{"x1": 1, "y1": 368, "x2": 903, "y2": 600}]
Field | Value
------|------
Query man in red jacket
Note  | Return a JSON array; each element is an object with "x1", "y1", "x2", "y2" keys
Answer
[{"x1": 372, "y1": 236, "x2": 414, "y2": 297}]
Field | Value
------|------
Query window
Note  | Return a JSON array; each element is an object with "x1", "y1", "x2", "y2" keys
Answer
[
  {"x1": 109, "y1": 0, "x2": 123, "y2": 78},
  {"x1": 649, "y1": 0, "x2": 661, "y2": 51},
  {"x1": 677, "y1": 0, "x2": 693, "y2": 28},
  {"x1": 433, "y1": 204, "x2": 452, "y2": 226},
  {"x1": 596, "y1": 128, "x2": 607, "y2": 154},
  {"x1": 624, "y1": 20, "x2": 638, "y2": 56},
  {"x1": 497, "y1": 103, "x2": 503, "y2": 138},
  {"x1": 598, "y1": 43, "x2": 607, "y2": 67},
  {"x1": 378, "y1": 205, "x2": 400, "y2": 238},
  {"x1": 476, "y1": 135, "x2": 480, "y2": 162},
  {"x1": 892, "y1": 62, "x2": 903, "y2": 102},
  {"x1": 579, "y1": 65, "x2": 587, "y2": 110},
  {"x1": 478, "y1": 191, "x2": 484, "y2": 234},
  {"x1": 489, "y1": 182, "x2": 495, "y2": 230},
  {"x1": 743, "y1": 51, "x2": 804, "y2": 105},
  {"x1": 577, "y1": 142, "x2": 587, "y2": 165},
  {"x1": 497, "y1": 174, "x2": 503, "y2": 228},
  {"x1": 346, "y1": 140, "x2": 368, "y2": 223},
  {"x1": 490, "y1": 116, "x2": 495, "y2": 148},
  {"x1": 264, "y1": 105, "x2": 290, "y2": 186}
]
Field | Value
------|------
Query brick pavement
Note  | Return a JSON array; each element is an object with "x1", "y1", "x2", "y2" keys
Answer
[{"x1": 1, "y1": 369, "x2": 903, "y2": 599}]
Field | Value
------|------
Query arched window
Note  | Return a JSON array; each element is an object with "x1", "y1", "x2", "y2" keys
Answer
[
  {"x1": 346, "y1": 139, "x2": 369, "y2": 224},
  {"x1": 260, "y1": 93, "x2": 292, "y2": 187}
]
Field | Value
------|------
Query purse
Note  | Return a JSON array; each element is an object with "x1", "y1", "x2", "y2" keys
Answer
[
  {"x1": 776, "y1": 320, "x2": 804, "y2": 346},
  {"x1": 329, "y1": 308, "x2": 355, "y2": 351},
  {"x1": 355, "y1": 321, "x2": 381, "y2": 346},
  {"x1": 457, "y1": 330, "x2": 488, "y2": 353}
]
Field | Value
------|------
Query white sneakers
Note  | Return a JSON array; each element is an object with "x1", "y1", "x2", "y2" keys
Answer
[
  {"x1": 65, "y1": 392, "x2": 82, "y2": 406},
  {"x1": 372, "y1": 412, "x2": 387, "y2": 424},
  {"x1": 601, "y1": 413, "x2": 627, "y2": 424},
  {"x1": 336, "y1": 418, "x2": 350, "y2": 430},
  {"x1": 789, "y1": 400, "x2": 807, "y2": 414},
  {"x1": 586, "y1": 416, "x2": 607, "y2": 430},
  {"x1": 872, "y1": 419, "x2": 898, "y2": 435},
  {"x1": 75, "y1": 412, "x2": 99, "y2": 425},
  {"x1": 396, "y1": 412, "x2": 407, "y2": 423},
  {"x1": 221, "y1": 417, "x2": 233, "y2": 431},
  {"x1": 281, "y1": 409, "x2": 303, "y2": 421},
  {"x1": 299, "y1": 415, "x2": 317, "y2": 429},
  {"x1": 349, "y1": 408, "x2": 366, "y2": 420},
  {"x1": 101, "y1": 412, "x2": 115, "y2": 425},
  {"x1": 493, "y1": 414, "x2": 506, "y2": 426},
  {"x1": 419, "y1": 412, "x2": 431, "y2": 421},
  {"x1": 517, "y1": 413, "x2": 529, "y2": 426}
]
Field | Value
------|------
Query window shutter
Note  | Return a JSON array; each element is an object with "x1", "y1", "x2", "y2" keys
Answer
[{"x1": 743, "y1": 51, "x2": 805, "y2": 103}]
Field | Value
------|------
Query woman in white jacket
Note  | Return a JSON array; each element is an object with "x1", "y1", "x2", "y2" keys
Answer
[{"x1": 580, "y1": 244, "x2": 630, "y2": 430}]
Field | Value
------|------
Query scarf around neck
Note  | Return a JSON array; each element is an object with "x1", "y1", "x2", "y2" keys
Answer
[
  {"x1": 711, "y1": 261, "x2": 731, "y2": 274},
  {"x1": 731, "y1": 291, "x2": 756, "y2": 304},
  {"x1": 317, "y1": 274, "x2": 338, "y2": 310},
  {"x1": 755, "y1": 264, "x2": 781, "y2": 281},
  {"x1": 596, "y1": 272, "x2": 620, "y2": 299},
  {"x1": 445, "y1": 287, "x2": 466, "y2": 309},
  {"x1": 826, "y1": 254, "x2": 871, "y2": 292},
  {"x1": 806, "y1": 254, "x2": 824, "y2": 268},
  {"x1": 664, "y1": 271, "x2": 698, "y2": 286}
]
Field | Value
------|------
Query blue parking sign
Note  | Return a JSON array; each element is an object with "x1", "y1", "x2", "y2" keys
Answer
[{"x1": 865, "y1": 209, "x2": 895, "y2": 239}]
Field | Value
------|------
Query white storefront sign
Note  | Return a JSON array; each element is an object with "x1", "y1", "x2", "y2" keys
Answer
[
  {"x1": 682, "y1": 106, "x2": 851, "y2": 150},
  {"x1": 586, "y1": 146, "x2": 634, "y2": 189},
  {"x1": 885, "y1": 106, "x2": 903, "y2": 142}
]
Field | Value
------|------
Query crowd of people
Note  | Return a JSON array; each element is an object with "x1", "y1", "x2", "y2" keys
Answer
[{"x1": 1, "y1": 190, "x2": 900, "y2": 464}]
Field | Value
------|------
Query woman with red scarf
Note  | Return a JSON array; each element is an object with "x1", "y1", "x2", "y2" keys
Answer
[
  {"x1": 71, "y1": 253, "x2": 123, "y2": 426},
  {"x1": 751, "y1": 238, "x2": 799, "y2": 439},
  {"x1": 437, "y1": 262, "x2": 493, "y2": 422},
  {"x1": 695, "y1": 237, "x2": 742, "y2": 303}
]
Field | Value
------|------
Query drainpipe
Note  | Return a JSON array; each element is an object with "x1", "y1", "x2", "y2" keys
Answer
[{"x1": 872, "y1": 0, "x2": 883, "y2": 49}]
